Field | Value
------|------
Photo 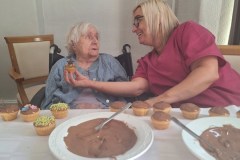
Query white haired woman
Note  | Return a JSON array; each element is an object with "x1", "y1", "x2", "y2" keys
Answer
[
  {"x1": 65, "y1": 0, "x2": 240, "y2": 108},
  {"x1": 41, "y1": 22, "x2": 128, "y2": 109}
]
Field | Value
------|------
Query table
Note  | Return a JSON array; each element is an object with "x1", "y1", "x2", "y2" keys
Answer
[{"x1": 0, "y1": 105, "x2": 239, "y2": 160}]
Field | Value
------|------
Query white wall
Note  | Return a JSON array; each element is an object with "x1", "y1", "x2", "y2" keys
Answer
[
  {"x1": 176, "y1": 0, "x2": 234, "y2": 44},
  {"x1": 199, "y1": 0, "x2": 234, "y2": 44},
  {"x1": 0, "y1": 0, "x2": 234, "y2": 103},
  {"x1": 175, "y1": 0, "x2": 201, "y2": 22},
  {"x1": 40, "y1": 0, "x2": 139, "y2": 56}
]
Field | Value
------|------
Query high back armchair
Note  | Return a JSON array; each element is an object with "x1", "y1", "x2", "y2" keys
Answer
[
  {"x1": 30, "y1": 43, "x2": 134, "y2": 107},
  {"x1": 4, "y1": 34, "x2": 54, "y2": 106},
  {"x1": 218, "y1": 45, "x2": 240, "y2": 73}
]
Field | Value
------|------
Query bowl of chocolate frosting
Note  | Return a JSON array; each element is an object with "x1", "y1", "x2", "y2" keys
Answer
[{"x1": 49, "y1": 112, "x2": 154, "y2": 160}]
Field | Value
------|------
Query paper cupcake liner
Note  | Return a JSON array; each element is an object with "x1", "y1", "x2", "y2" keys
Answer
[
  {"x1": 51, "y1": 110, "x2": 68, "y2": 119},
  {"x1": 151, "y1": 117, "x2": 170, "y2": 130},
  {"x1": 132, "y1": 108, "x2": 149, "y2": 116},
  {"x1": 21, "y1": 111, "x2": 40, "y2": 122},
  {"x1": 110, "y1": 107, "x2": 127, "y2": 113},
  {"x1": 34, "y1": 123, "x2": 56, "y2": 136},
  {"x1": 181, "y1": 110, "x2": 199, "y2": 119},
  {"x1": 0, "y1": 111, "x2": 19, "y2": 121}
]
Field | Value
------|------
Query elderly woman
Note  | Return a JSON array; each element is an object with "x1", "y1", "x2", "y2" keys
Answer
[
  {"x1": 41, "y1": 22, "x2": 128, "y2": 109},
  {"x1": 65, "y1": 0, "x2": 240, "y2": 108}
]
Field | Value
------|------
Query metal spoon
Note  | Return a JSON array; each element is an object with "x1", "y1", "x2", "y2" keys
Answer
[{"x1": 94, "y1": 102, "x2": 132, "y2": 131}]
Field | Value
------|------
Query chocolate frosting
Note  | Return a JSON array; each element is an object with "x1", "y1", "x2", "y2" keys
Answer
[
  {"x1": 132, "y1": 101, "x2": 150, "y2": 109},
  {"x1": 110, "y1": 101, "x2": 126, "y2": 109},
  {"x1": 151, "y1": 111, "x2": 171, "y2": 121},
  {"x1": 0, "y1": 105, "x2": 19, "y2": 113},
  {"x1": 21, "y1": 108, "x2": 39, "y2": 115},
  {"x1": 153, "y1": 102, "x2": 171, "y2": 109},
  {"x1": 199, "y1": 125, "x2": 240, "y2": 160},
  {"x1": 209, "y1": 107, "x2": 229, "y2": 115},
  {"x1": 64, "y1": 118, "x2": 137, "y2": 158}
]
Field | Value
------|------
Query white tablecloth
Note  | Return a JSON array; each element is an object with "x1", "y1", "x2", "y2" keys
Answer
[{"x1": 0, "y1": 105, "x2": 239, "y2": 160}]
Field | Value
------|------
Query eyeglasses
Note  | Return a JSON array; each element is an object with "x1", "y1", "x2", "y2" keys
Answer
[
  {"x1": 83, "y1": 34, "x2": 99, "y2": 41},
  {"x1": 133, "y1": 16, "x2": 144, "y2": 28}
]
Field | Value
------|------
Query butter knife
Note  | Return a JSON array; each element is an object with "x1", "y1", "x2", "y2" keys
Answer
[
  {"x1": 94, "y1": 102, "x2": 132, "y2": 131},
  {"x1": 171, "y1": 116, "x2": 215, "y2": 150},
  {"x1": 171, "y1": 116, "x2": 200, "y2": 140}
]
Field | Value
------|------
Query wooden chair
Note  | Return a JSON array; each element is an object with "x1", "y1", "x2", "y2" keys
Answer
[
  {"x1": 4, "y1": 35, "x2": 54, "y2": 106},
  {"x1": 217, "y1": 45, "x2": 240, "y2": 74}
]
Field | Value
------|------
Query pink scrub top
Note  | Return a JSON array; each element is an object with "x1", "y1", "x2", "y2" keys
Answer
[{"x1": 133, "y1": 21, "x2": 240, "y2": 107}]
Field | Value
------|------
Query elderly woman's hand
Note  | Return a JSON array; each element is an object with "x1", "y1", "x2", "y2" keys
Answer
[{"x1": 64, "y1": 70, "x2": 91, "y2": 88}]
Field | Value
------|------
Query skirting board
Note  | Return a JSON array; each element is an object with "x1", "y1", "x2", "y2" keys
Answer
[{"x1": 0, "y1": 99, "x2": 17, "y2": 105}]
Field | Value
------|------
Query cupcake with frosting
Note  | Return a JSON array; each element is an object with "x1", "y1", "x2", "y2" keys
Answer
[
  {"x1": 65, "y1": 59, "x2": 76, "y2": 73},
  {"x1": 132, "y1": 101, "x2": 150, "y2": 116},
  {"x1": 109, "y1": 101, "x2": 127, "y2": 112},
  {"x1": 20, "y1": 104, "x2": 40, "y2": 122},
  {"x1": 50, "y1": 102, "x2": 69, "y2": 119},
  {"x1": 180, "y1": 103, "x2": 200, "y2": 120},
  {"x1": 208, "y1": 107, "x2": 229, "y2": 117},
  {"x1": 151, "y1": 111, "x2": 171, "y2": 130},
  {"x1": 237, "y1": 110, "x2": 240, "y2": 118},
  {"x1": 0, "y1": 104, "x2": 19, "y2": 121},
  {"x1": 33, "y1": 115, "x2": 56, "y2": 136},
  {"x1": 153, "y1": 102, "x2": 172, "y2": 114}
]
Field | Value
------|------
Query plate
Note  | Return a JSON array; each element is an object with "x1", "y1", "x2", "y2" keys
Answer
[
  {"x1": 49, "y1": 112, "x2": 153, "y2": 160},
  {"x1": 182, "y1": 117, "x2": 240, "y2": 160}
]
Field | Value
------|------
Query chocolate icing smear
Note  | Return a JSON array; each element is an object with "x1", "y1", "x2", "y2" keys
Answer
[
  {"x1": 199, "y1": 125, "x2": 240, "y2": 160},
  {"x1": 64, "y1": 118, "x2": 137, "y2": 158}
]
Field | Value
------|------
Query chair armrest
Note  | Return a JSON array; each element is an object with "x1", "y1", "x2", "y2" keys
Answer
[{"x1": 9, "y1": 68, "x2": 24, "y2": 81}]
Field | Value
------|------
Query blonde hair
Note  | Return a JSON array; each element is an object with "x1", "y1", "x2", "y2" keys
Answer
[
  {"x1": 133, "y1": 0, "x2": 179, "y2": 52},
  {"x1": 65, "y1": 22, "x2": 99, "y2": 53}
]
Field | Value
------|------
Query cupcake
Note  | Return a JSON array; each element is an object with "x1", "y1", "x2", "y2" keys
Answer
[
  {"x1": 180, "y1": 103, "x2": 200, "y2": 120},
  {"x1": 0, "y1": 105, "x2": 19, "y2": 121},
  {"x1": 33, "y1": 115, "x2": 56, "y2": 136},
  {"x1": 20, "y1": 104, "x2": 40, "y2": 122},
  {"x1": 109, "y1": 101, "x2": 127, "y2": 112},
  {"x1": 151, "y1": 111, "x2": 171, "y2": 130},
  {"x1": 132, "y1": 101, "x2": 150, "y2": 116},
  {"x1": 65, "y1": 59, "x2": 76, "y2": 73},
  {"x1": 208, "y1": 107, "x2": 230, "y2": 117},
  {"x1": 153, "y1": 102, "x2": 172, "y2": 114},
  {"x1": 50, "y1": 102, "x2": 69, "y2": 119},
  {"x1": 237, "y1": 110, "x2": 240, "y2": 118}
]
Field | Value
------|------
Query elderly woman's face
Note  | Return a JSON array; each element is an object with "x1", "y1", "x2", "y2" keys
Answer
[
  {"x1": 75, "y1": 26, "x2": 99, "y2": 58},
  {"x1": 132, "y1": 7, "x2": 153, "y2": 46}
]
